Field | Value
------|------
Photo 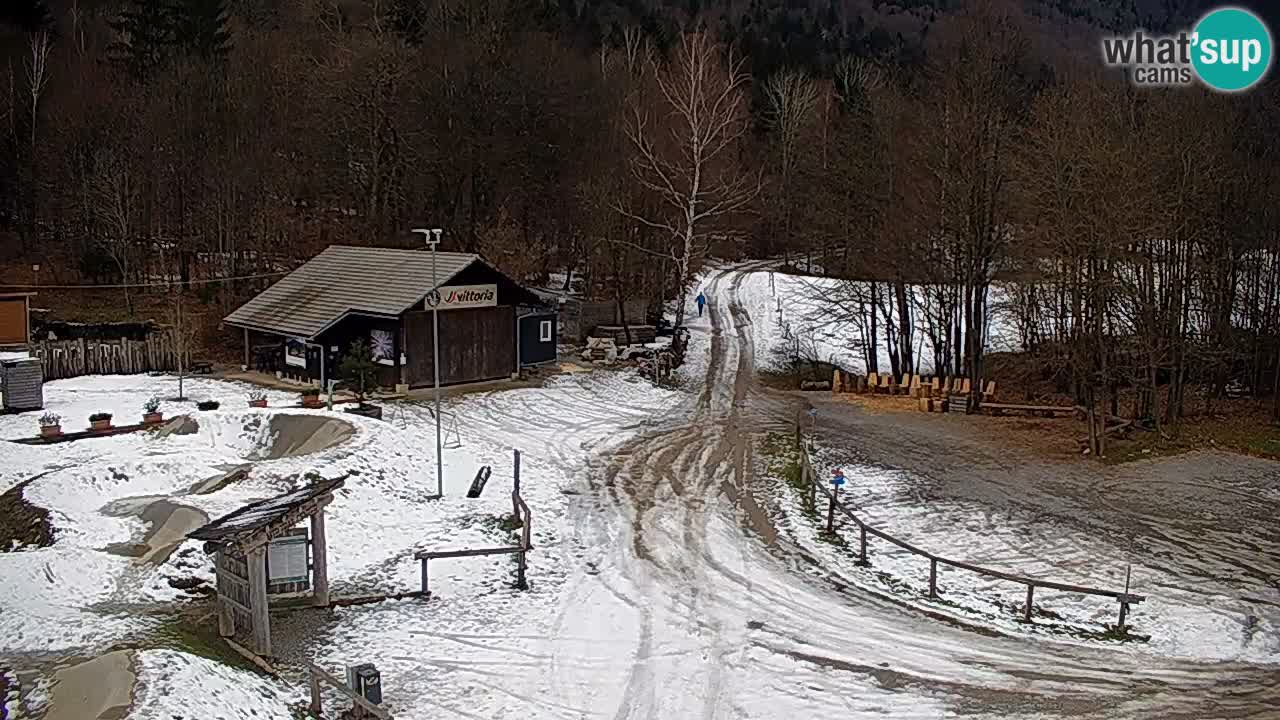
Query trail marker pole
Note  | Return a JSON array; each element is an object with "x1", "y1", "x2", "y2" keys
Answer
[{"x1": 826, "y1": 469, "x2": 845, "y2": 534}]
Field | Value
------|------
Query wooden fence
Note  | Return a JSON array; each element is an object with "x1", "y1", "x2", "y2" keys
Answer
[
  {"x1": 32, "y1": 332, "x2": 187, "y2": 380},
  {"x1": 795, "y1": 424, "x2": 1146, "y2": 630}
]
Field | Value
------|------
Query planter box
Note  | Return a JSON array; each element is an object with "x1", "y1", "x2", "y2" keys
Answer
[
  {"x1": 249, "y1": 399, "x2": 268, "y2": 408},
  {"x1": 40, "y1": 425, "x2": 62, "y2": 439},
  {"x1": 301, "y1": 396, "x2": 323, "y2": 409},
  {"x1": 90, "y1": 419, "x2": 113, "y2": 432},
  {"x1": 344, "y1": 404, "x2": 383, "y2": 420},
  {"x1": 143, "y1": 413, "x2": 163, "y2": 425}
]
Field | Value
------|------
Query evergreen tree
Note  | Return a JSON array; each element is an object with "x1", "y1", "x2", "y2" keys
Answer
[
  {"x1": 0, "y1": 0, "x2": 53, "y2": 33},
  {"x1": 172, "y1": 0, "x2": 232, "y2": 60},
  {"x1": 338, "y1": 340, "x2": 379, "y2": 403},
  {"x1": 109, "y1": 0, "x2": 176, "y2": 78}
]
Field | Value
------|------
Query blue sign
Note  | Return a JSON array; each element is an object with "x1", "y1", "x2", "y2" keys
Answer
[{"x1": 831, "y1": 468, "x2": 845, "y2": 487}]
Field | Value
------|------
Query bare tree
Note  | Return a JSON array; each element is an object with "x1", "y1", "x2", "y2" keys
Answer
[
  {"x1": 763, "y1": 68, "x2": 819, "y2": 266},
  {"x1": 25, "y1": 32, "x2": 51, "y2": 152},
  {"x1": 88, "y1": 147, "x2": 140, "y2": 314},
  {"x1": 616, "y1": 33, "x2": 760, "y2": 330}
]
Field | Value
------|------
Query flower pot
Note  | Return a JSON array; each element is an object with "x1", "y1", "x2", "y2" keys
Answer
[
  {"x1": 143, "y1": 412, "x2": 163, "y2": 425},
  {"x1": 91, "y1": 419, "x2": 113, "y2": 432},
  {"x1": 40, "y1": 425, "x2": 62, "y2": 439},
  {"x1": 249, "y1": 399, "x2": 268, "y2": 408}
]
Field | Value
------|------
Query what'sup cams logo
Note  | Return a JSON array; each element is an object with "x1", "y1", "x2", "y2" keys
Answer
[{"x1": 1102, "y1": 6, "x2": 1273, "y2": 92}]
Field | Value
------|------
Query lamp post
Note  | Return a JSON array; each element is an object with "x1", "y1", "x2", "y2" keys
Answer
[{"x1": 412, "y1": 227, "x2": 445, "y2": 498}]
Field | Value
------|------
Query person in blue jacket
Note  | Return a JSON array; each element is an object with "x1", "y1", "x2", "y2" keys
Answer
[{"x1": 696, "y1": 291, "x2": 707, "y2": 317}]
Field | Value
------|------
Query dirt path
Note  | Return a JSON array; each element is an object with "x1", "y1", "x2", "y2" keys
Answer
[{"x1": 549, "y1": 263, "x2": 1280, "y2": 719}]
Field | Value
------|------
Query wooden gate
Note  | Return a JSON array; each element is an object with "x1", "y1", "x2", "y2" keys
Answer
[{"x1": 403, "y1": 306, "x2": 515, "y2": 387}]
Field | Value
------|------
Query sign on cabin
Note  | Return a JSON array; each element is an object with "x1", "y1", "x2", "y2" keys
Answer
[{"x1": 431, "y1": 284, "x2": 498, "y2": 310}]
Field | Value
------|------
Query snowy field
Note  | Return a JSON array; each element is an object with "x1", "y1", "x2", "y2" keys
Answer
[
  {"x1": 0, "y1": 370, "x2": 683, "y2": 719},
  {"x1": 724, "y1": 270, "x2": 1019, "y2": 375}
]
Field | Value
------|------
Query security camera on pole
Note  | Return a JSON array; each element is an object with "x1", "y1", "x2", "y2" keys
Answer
[{"x1": 412, "y1": 227, "x2": 445, "y2": 498}]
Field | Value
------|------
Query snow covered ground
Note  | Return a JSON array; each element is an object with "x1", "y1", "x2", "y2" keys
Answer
[
  {"x1": 0, "y1": 369, "x2": 683, "y2": 719},
  {"x1": 761, "y1": 438, "x2": 1280, "y2": 666}
]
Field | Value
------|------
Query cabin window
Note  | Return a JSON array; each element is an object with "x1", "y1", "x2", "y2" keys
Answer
[{"x1": 539, "y1": 320, "x2": 553, "y2": 342}]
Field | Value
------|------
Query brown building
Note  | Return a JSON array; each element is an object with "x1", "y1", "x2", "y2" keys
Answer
[
  {"x1": 224, "y1": 246, "x2": 555, "y2": 388},
  {"x1": 0, "y1": 292, "x2": 34, "y2": 348}
]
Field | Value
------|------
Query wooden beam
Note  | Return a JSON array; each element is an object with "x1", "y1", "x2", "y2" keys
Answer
[
  {"x1": 311, "y1": 510, "x2": 329, "y2": 607},
  {"x1": 415, "y1": 546, "x2": 524, "y2": 560},
  {"x1": 248, "y1": 545, "x2": 272, "y2": 657}
]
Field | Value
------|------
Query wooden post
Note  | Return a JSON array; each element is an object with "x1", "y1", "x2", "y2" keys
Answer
[
  {"x1": 243, "y1": 327, "x2": 250, "y2": 369},
  {"x1": 859, "y1": 525, "x2": 867, "y2": 564},
  {"x1": 1024, "y1": 585, "x2": 1035, "y2": 623},
  {"x1": 516, "y1": 549, "x2": 528, "y2": 590},
  {"x1": 808, "y1": 460, "x2": 816, "y2": 509},
  {"x1": 420, "y1": 558, "x2": 430, "y2": 596},
  {"x1": 248, "y1": 546, "x2": 272, "y2": 656},
  {"x1": 929, "y1": 558, "x2": 938, "y2": 599},
  {"x1": 1117, "y1": 563, "x2": 1132, "y2": 632},
  {"x1": 311, "y1": 510, "x2": 330, "y2": 607},
  {"x1": 825, "y1": 486, "x2": 837, "y2": 533},
  {"x1": 309, "y1": 667, "x2": 323, "y2": 717},
  {"x1": 512, "y1": 449, "x2": 522, "y2": 519}
]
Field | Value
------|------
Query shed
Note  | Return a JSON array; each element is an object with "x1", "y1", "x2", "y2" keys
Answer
[
  {"x1": 188, "y1": 476, "x2": 345, "y2": 657},
  {"x1": 224, "y1": 246, "x2": 548, "y2": 389},
  {"x1": 0, "y1": 292, "x2": 34, "y2": 348},
  {"x1": 517, "y1": 311, "x2": 557, "y2": 367},
  {"x1": 1, "y1": 357, "x2": 43, "y2": 411}
]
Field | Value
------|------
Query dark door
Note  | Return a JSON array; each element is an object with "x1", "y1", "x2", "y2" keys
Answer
[{"x1": 404, "y1": 306, "x2": 515, "y2": 387}]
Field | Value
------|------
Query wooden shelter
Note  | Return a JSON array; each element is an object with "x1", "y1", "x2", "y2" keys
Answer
[
  {"x1": 188, "y1": 476, "x2": 345, "y2": 657},
  {"x1": 224, "y1": 245, "x2": 553, "y2": 389}
]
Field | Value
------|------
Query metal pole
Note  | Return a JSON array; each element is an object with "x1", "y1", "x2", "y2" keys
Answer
[{"x1": 432, "y1": 241, "x2": 443, "y2": 498}]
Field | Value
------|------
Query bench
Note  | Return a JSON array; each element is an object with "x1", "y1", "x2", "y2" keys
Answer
[{"x1": 190, "y1": 360, "x2": 214, "y2": 374}]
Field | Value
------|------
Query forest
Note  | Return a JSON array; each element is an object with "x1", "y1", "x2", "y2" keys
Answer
[{"x1": 2, "y1": 0, "x2": 1280, "y2": 450}]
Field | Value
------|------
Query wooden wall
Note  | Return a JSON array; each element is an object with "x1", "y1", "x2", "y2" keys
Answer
[{"x1": 403, "y1": 306, "x2": 516, "y2": 387}]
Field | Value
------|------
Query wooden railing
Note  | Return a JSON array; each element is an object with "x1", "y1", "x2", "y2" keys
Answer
[
  {"x1": 796, "y1": 425, "x2": 1146, "y2": 630},
  {"x1": 415, "y1": 488, "x2": 532, "y2": 594}
]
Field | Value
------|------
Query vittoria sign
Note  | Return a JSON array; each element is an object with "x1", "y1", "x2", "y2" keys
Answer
[{"x1": 427, "y1": 284, "x2": 498, "y2": 310}]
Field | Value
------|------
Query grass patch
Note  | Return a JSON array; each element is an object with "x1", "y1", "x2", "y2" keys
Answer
[
  {"x1": 0, "y1": 477, "x2": 55, "y2": 552},
  {"x1": 759, "y1": 432, "x2": 817, "y2": 519},
  {"x1": 147, "y1": 615, "x2": 261, "y2": 673},
  {"x1": 1104, "y1": 416, "x2": 1280, "y2": 465}
]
